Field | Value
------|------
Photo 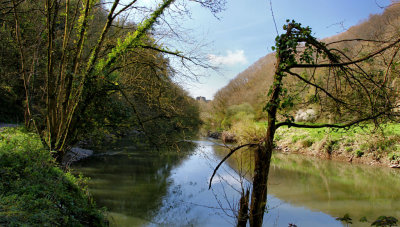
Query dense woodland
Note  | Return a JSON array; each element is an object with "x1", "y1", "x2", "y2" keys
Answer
[
  {"x1": 0, "y1": 0, "x2": 227, "y2": 159},
  {"x1": 0, "y1": 0, "x2": 224, "y2": 225}
]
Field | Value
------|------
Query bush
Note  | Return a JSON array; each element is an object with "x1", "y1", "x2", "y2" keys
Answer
[
  {"x1": 345, "y1": 147, "x2": 353, "y2": 153},
  {"x1": 221, "y1": 103, "x2": 255, "y2": 129},
  {"x1": 0, "y1": 128, "x2": 106, "y2": 226},
  {"x1": 324, "y1": 139, "x2": 339, "y2": 154},
  {"x1": 388, "y1": 152, "x2": 400, "y2": 161},
  {"x1": 355, "y1": 149, "x2": 364, "y2": 157},
  {"x1": 230, "y1": 120, "x2": 266, "y2": 144},
  {"x1": 301, "y1": 139, "x2": 314, "y2": 148}
]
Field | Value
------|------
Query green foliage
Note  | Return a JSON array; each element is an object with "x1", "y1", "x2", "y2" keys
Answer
[
  {"x1": 355, "y1": 150, "x2": 364, "y2": 158},
  {"x1": 301, "y1": 139, "x2": 313, "y2": 148},
  {"x1": 96, "y1": 0, "x2": 174, "y2": 73},
  {"x1": 0, "y1": 128, "x2": 106, "y2": 226},
  {"x1": 388, "y1": 152, "x2": 400, "y2": 161},
  {"x1": 221, "y1": 103, "x2": 255, "y2": 129},
  {"x1": 324, "y1": 139, "x2": 338, "y2": 154},
  {"x1": 345, "y1": 147, "x2": 353, "y2": 153},
  {"x1": 0, "y1": 0, "x2": 199, "y2": 158},
  {"x1": 336, "y1": 213, "x2": 352, "y2": 226},
  {"x1": 273, "y1": 20, "x2": 316, "y2": 69},
  {"x1": 371, "y1": 216, "x2": 398, "y2": 226},
  {"x1": 230, "y1": 120, "x2": 266, "y2": 144},
  {"x1": 291, "y1": 134, "x2": 307, "y2": 143},
  {"x1": 359, "y1": 216, "x2": 368, "y2": 222},
  {"x1": 0, "y1": 22, "x2": 24, "y2": 123},
  {"x1": 272, "y1": 123, "x2": 400, "y2": 162}
]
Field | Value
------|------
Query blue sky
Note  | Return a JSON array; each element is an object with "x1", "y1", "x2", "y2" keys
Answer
[{"x1": 175, "y1": 0, "x2": 392, "y2": 100}]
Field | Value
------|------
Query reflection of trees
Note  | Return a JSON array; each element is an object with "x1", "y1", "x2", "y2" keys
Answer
[
  {"x1": 315, "y1": 162, "x2": 331, "y2": 201},
  {"x1": 72, "y1": 138, "x2": 195, "y2": 223},
  {"x1": 214, "y1": 146, "x2": 400, "y2": 224},
  {"x1": 268, "y1": 153, "x2": 400, "y2": 220}
]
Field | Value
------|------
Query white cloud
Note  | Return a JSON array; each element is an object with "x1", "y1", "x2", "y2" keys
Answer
[{"x1": 208, "y1": 50, "x2": 248, "y2": 66}]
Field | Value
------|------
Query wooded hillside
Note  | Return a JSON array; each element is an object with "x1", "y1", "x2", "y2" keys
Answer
[
  {"x1": 0, "y1": 0, "x2": 205, "y2": 157},
  {"x1": 210, "y1": 3, "x2": 400, "y2": 127}
]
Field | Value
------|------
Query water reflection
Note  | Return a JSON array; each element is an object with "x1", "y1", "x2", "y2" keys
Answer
[
  {"x1": 72, "y1": 139, "x2": 193, "y2": 226},
  {"x1": 269, "y1": 153, "x2": 400, "y2": 226},
  {"x1": 72, "y1": 138, "x2": 400, "y2": 226}
]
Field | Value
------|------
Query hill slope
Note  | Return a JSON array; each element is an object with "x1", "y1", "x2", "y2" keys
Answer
[{"x1": 210, "y1": 3, "x2": 400, "y2": 124}]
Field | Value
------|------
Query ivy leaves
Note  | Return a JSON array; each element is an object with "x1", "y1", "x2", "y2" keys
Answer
[
  {"x1": 272, "y1": 20, "x2": 314, "y2": 69},
  {"x1": 265, "y1": 20, "x2": 317, "y2": 121}
]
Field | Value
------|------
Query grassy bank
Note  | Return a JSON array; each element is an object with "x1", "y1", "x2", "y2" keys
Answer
[
  {"x1": 273, "y1": 123, "x2": 400, "y2": 166},
  {"x1": 0, "y1": 127, "x2": 107, "y2": 226},
  {"x1": 227, "y1": 121, "x2": 400, "y2": 167}
]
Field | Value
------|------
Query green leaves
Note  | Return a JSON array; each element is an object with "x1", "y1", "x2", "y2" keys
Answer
[
  {"x1": 273, "y1": 20, "x2": 317, "y2": 71},
  {"x1": 0, "y1": 128, "x2": 106, "y2": 226},
  {"x1": 371, "y1": 216, "x2": 398, "y2": 226},
  {"x1": 336, "y1": 213, "x2": 352, "y2": 226},
  {"x1": 97, "y1": 0, "x2": 175, "y2": 74}
]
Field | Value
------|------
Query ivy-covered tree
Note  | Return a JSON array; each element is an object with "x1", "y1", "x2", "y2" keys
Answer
[
  {"x1": 1, "y1": 0, "x2": 225, "y2": 162},
  {"x1": 210, "y1": 20, "x2": 400, "y2": 227}
]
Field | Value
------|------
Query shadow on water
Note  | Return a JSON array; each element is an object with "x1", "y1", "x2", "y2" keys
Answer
[{"x1": 72, "y1": 137, "x2": 196, "y2": 226}]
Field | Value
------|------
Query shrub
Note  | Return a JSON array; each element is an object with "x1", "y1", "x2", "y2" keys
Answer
[
  {"x1": 301, "y1": 139, "x2": 314, "y2": 148},
  {"x1": 0, "y1": 128, "x2": 106, "y2": 226},
  {"x1": 230, "y1": 120, "x2": 265, "y2": 144},
  {"x1": 371, "y1": 216, "x2": 398, "y2": 226},
  {"x1": 221, "y1": 103, "x2": 255, "y2": 129},
  {"x1": 324, "y1": 139, "x2": 339, "y2": 154},
  {"x1": 345, "y1": 147, "x2": 353, "y2": 153},
  {"x1": 388, "y1": 152, "x2": 400, "y2": 161},
  {"x1": 355, "y1": 149, "x2": 364, "y2": 157}
]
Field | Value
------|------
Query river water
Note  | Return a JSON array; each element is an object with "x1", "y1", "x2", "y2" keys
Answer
[{"x1": 72, "y1": 137, "x2": 400, "y2": 226}]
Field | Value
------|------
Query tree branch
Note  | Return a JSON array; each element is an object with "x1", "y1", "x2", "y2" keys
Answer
[
  {"x1": 326, "y1": 38, "x2": 390, "y2": 46},
  {"x1": 286, "y1": 70, "x2": 347, "y2": 105},
  {"x1": 275, "y1": 111, "x2": 387, "y2": 129},
  {"x1": 291, "y1": 37, "x2": 400, "y2": 68},
  {"x1": 209, "y1": 143, "x2": 257, "y2": 189}
]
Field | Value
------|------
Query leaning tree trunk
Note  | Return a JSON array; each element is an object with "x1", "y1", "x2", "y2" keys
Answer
[
  {"x1": 249, "y1": 144, "x2": 272, "y2": 226},
  {"x1": 249, "y1": 53, "x2": 283, "y2": 226}
]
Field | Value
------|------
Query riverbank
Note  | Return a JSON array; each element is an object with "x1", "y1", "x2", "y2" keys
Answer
[
  {"x1": 0, "y1": 127, "x2": 107, "y2": 226},
  {"x1": 211, "y1": 122, "x2": 400, "y2": 168},
  {"x1": 273, "y1": 124, "x2": 400, "y2": 168}
]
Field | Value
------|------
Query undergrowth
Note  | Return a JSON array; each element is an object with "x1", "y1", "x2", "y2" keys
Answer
[
  {"x1": 231, "y1": 122, "x2": 400, "y2": 162},
  {"x1": 0, "y1": 127, "x2": 107, "y2": 226}
]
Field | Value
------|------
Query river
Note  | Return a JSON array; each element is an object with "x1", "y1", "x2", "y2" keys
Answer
[{"x1": 72, "y1": 137, "x2": 400, "y2": 226}]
